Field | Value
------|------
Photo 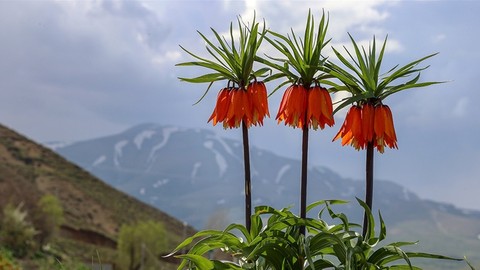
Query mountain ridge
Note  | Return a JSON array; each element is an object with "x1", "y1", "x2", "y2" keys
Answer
[
  {"x1": 48, "y1": 122, "x2": 480, "y2": 268},
  {"x1": 51, "y1": 123, "x2": 480, "y2": 223}
]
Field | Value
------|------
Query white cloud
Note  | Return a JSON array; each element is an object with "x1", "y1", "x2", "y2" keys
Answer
[
  {"x1": 2, "y1": 0, "x2": 480, "y2": 211},
  {"x1": 433, "y1": 33, "x2": 447, "y2": 43},
  {"x1": 239, "y1": 0, "x2": 394, "y2": 38},
  {"x1": 152, "y1": 50, "x2": 183, "y2": 65},
  {"x1": 452, "y1": 97, "x2": 469, "y2": 118}
]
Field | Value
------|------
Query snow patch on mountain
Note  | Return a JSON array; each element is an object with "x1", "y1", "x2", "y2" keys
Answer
[
  {"x1": 275, "y1": 164, "x2": 291, "y2": 184},
  {"x1": 324, "y1": 180, "x2": 334, "y2": 191},
  {"x1": 203, "y1": 140, "x2": 227, "y2": 177},
  {"x1": 191, "y1": 162, "x2": 202, "y2": 179},
  {"x1": 314, "y1": 166, "x2": 326, "y2": 174},
  {"x1": 92, "y1": 155, "x2": 107, "y2": 167},
  {"x1": 149, "y1": 127, "x2": 179, "y2": 161},
  {"x1": 134, "y1": 130, "x2": 156, "y2": 149},
  {"x1": 153, "y1": 179, "x2": 170, "y2": 188},
  {"x1": 207, "y1": 134, "x2": 234, "y2": 156},
  {"x1": 44, "y1": 141, "x2": 73, "y2": 150},
  {"x1": 114, "y1": 140, "x2": 128, "y2": 167}
]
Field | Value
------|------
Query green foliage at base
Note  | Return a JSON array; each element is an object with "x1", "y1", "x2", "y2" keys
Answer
[{"x1": 170, "y1": 199, "x2": 470, "y2": 270}]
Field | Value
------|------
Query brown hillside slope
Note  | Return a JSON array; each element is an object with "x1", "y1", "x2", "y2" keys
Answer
[{"x1": 0, "y1": 123, "x2": 195, "y2": 260}]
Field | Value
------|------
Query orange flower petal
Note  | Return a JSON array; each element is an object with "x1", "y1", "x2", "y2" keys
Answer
[
  {"x1": 334, "y1": 105, "x2": 364, "y2": 149},
  {"x1": 248, "y1": 81, "x2": 270, "y2": 126},
  {"x1": 382, "y1": 105, "x2": 398, "y2": 149},
  {"x1": 208, "y1": 88, "x2": 231, "y2": 126},
  {"x1": 362, "y1": 103, "x2": 374, "y2": 142},
  {"x1": 351, "y1": 106, "x2": 364, "y2": 148},
  {"x1": 374, "y1": 105, "x2": 386, "y2": 138},
  {"x1": 276, "y1": 84, "x2": 307, "y2": 128}
]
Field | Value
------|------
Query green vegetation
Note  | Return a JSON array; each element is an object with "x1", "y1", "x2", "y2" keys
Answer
[
  {"x1": 0, "y1": 248, "x2": 22, "y2": 270},
  {"x1": 0, "y1": 123, "x2": 195, "y2": 269},
  {"x1": 117, "y1": 220, "x2": 169, "y2": 270},
  {"x1": 0, "y1": 187, "x2": 178, "y2": 270},
  {"x1": 0, "y1": 195, "x2": 88, "y2": 269},
  {"x1": 34, "y1": 194, "x2": 64, "y2": 247},
  {"x1": 0, "y1": 194, "x2": 65, "y2": 258},
  {"x1": 0, "y1": 203, "x2": 38, "y2": 258},
  {"x1": 171, "y1": 200, "x2": 468, "y2": 269}
]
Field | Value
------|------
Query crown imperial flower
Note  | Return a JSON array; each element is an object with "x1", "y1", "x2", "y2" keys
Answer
[
  {"x1": 276, "y1": 84, "x2": 308, "y2": 128},
  {"x1": 208, "y1": 81, "x2": 269, "y2": 129},
  {"x1": 307, "y1": 85, "x2": 335, "y2": 130},
  {"x1": 333, "y1": 103, "x2": 397, "y2": 153},
  {"x1": 276, "y1": 84, "x2": 334, "y2": 129},
  {"x1": 248, "y1": 81, "x2": 270, "y2": 126}
]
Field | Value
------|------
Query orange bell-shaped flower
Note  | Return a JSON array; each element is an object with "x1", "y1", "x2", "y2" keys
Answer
[
  {"x1": 362, "y1": 103, "x2": 375, "y2": 143},
  {"x1": 373, "y1": 104, "x2": 398, "y2": 153},
  {"x1": 208, "y1": 88, "x2": 232, "y2": 126},
  {"x1": 247, "y1": 81, "x2": 270, "y2": 126},
  {"x1": 334, "y1": 103, "x2": 398, "y2": 153},
  {"x1": 306, "y1": 86, "x2": 334, "y2": 130},
  {"x1": 208, "y1": 82, "x2": 270, "y2": 129},
  {"x1": 276, "y1": 84, "x2": 308, "y2": 128},
  {"x1": 333, "y1": 105, "x2": 364, "y2": 149},
  {"x1": 224, "y1": 88, "x2": 252, "y2": 128}
]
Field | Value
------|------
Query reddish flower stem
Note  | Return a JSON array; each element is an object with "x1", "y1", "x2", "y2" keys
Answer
[
  {"x1": 363, "y1": 141, "x2": 374, "y2": 237},
  {"x1": 300, "y1": 124, "x2": 309, "y2": 236},
  {"x1": 242, "y1": 120, "x2": 252, "y2": 232}
]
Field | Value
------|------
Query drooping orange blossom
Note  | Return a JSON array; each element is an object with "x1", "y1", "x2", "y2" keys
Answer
[
  {"x1": 276, "y1": 84, "x2": 334, "y2": 129},
  {"x1": 208, "y1": 81, "x2": 269, "y2": 129},
  {"x1": 307, "y1": 85, "x2": 335, "y2": 130},
  {"x1": 333, "y1": 102, "x2": 397, "y2": 153},
  {"x1": 248, "y1": 81, "x2": 270, "y2": 125}
]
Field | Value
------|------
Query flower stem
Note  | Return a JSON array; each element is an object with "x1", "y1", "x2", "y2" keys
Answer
[
  {"x1": 363, "y1": 141, "x2": 374, "y2": 237},
  {"x1": 300, "y1": 124, "x2": 309, "y2": 236},
  {"x1": 242, "y1": 120, "x2": 252, "y2": 232}
]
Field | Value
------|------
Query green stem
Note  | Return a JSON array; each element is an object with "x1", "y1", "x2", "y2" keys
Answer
[
  {"x1": 242, "y1": 120, "x2": 252, "y2": 232},
  {"x1": 300, "y1": 124, "x2": 309, "y2": 236},
  {"x1": 363, "y1": 141, "x2": 374, "y2": 237}
]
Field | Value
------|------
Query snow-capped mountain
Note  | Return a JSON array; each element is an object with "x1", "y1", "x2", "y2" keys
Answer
[
  {"x1": 50, "y1": 123, "x2": 479, "y2": 226},
  {"x1": 48, "y1": 123, "x2": 480, "y2": 267}
]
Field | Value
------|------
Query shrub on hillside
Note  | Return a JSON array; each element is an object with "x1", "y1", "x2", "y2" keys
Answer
[
  {"x1": 32, "y1": 194, "x2": 64, "y2": 248},
  {"x1": 117, "y1": 220, "x2": 168, "y2": 270},
  {"x1": 0, "y1": 203, "x2": 37, "y2": 258}
]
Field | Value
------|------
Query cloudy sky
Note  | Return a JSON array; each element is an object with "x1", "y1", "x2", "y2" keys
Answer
[{"x1": 1, "y1": 0, "x2": 479, "y2": 210}]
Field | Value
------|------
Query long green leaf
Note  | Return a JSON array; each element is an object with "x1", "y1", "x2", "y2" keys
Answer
[
  {"x1": 328, "y1": 34, "x2": 440, "y2": 113},
  {"x1": 176, "y1": 254, "x2": 214, "y2": 269}
]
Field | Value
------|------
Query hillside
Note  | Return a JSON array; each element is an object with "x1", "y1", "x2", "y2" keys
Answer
[
  {"x1": 53, "y1": 123, "x2": 480, "y2": 269},
  {"x1": 0, "y1": 123, "x2": 195, "y2": 267}
]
